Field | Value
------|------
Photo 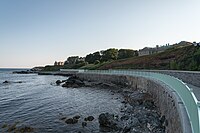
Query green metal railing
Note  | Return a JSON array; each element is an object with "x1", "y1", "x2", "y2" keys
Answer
[{"x1": 79, "y1": 69, "x2": 200, "y2": 133}]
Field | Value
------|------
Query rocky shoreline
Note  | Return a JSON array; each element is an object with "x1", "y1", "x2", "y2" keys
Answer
[
  {"x1": 55, "y1": 75, "x2": 122, "y2": 89},
  {"x1": 10, "y1": 71, "x2": 166, "y2": 132},
  {"x1": 55, "y1": 76, "x2": 166, "y2": 133}
]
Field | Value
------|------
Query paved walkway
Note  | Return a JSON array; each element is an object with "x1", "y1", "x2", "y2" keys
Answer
[{"x1": 187, "y1": 84, "x2": 200, "y2": 101}]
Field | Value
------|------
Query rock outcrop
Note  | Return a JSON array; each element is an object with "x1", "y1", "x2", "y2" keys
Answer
[
  {"x1": 3, "y1": 81, "x2": 23, "y2": 84},
  {"x1": 98, "y1": 113, "x2": 122, "y2": 132},
  {"x1": 62, "y1": 76, "x2": 85, "y2": 88}
]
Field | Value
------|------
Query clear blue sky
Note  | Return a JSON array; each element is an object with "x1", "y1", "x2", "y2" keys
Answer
[{"x1": 0, "y1": 0, "x2": 200, "y2": 68}]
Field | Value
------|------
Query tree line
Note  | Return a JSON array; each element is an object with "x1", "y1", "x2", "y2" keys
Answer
[{"x1": 64, "y1": 48, "x2": 138, "y2": 65}]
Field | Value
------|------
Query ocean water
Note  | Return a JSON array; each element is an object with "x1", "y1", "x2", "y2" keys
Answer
[{"x1": 0, "y1": 69, "x2": 123, "y2": 133}]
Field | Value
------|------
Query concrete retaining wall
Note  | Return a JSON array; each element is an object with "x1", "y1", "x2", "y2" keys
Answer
[{"x1": 77, "y1": 73, "x2": 192, "y2": 133}]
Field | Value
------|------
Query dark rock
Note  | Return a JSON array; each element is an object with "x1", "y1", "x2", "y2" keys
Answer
[
  {"x1": 98, "y1": 113, "x2": 122, "y2": 131},
  {"x1": 126, "y1": 91, "x2": 153, "y2": 106},
  {"x1": 73, "y1": 115, "x2": 81, "y2": 119},
  {"x1": 114, "y1": 115, "x2": 119, "y2": 119},
  {"x1": 120, "y1": 115, "x2": 130, "y2": 121},
  {"x1": 62, "y1": 82, "x2": 79, "y2": 88},
  {"x1": 134, "y1": 110, "x2": 163, "y2": 131},
  {"x1": 3, "y1": 80, "x2": 9, "y2": 83},
  {"x1": 60, "y1": 117, "x2": 67, "y2": 120},
  {"x1": 160, "y1": 115, "x2": 166, "y2": 124},
  {"x1": 62, "y1": 80, "x2": 67, "y2": 83},
  {"x1": 65, "y1": 118, "x2": 78, "y2": 124},
  {"x1": 62, "y1": 82, "x2": 69, "y2": 87},
  {"x1": 18, "y1": 126, "x2": 34, "y2": 132},
  {"x1": 3, "y1": 81, "x2": 23, "y2": 84},
  {"x1": 122, "y1": 126, "x2": 131, "y2": 133},
  {"x1": 143, "y1": 100, "x2": 155, "y2": 109},
  {"x1": 82, "y1": 122, "x2": 87, "y2": 128},
  {"x1": 129, "y1": 117, "x2": 140, "y2": 127},
  {"x1": 74, "y1": 79, "x2": 84, "y2": 86},
  {"x1": 13, "y1": 70, "x2": 35, "y2": 74},
  {"x1": 117, "y1": 90, "x2": 122, "y2": 93},
  {"x1": 56, "y1": 80, "x2": 62, "y2": 85},
  {"x1": 84, "y1": 116, "x2": 94, "y2": 121},
  {"x1": 165, "y1": 119, "x2": 168, "y2": 126},
  {"x1": 83, "y1": 81, "x2": 92, "y2": 87},
  {"x1": 121, "y1": 101, "x2": 127, "y2": 104},
  {"x1": 62, "y1": 76, "x2": 85, "y2": 88}
]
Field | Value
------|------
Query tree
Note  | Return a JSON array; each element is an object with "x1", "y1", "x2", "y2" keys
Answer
[
  {"x1": 101, "y1": 48, "x2": 118, "y2": 62},
  {"x1": 93, "y1": 52, "x2": 101, "y2": 61},
  {"x1": 85, "y1": 54, "x2": 93, "y2": 64},
  {"x1": 118, "y1": 49, "x2": 138, "y2": 59},
  {"x1": 85, "y1": 51, "x2": 101, "y2": 64},
  {"x1": 66, "y1": 56, "x2": 79, "y2": 64}
]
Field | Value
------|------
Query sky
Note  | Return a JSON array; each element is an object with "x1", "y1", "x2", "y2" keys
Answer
[{"x1": 0, "y1": 0, "x2": 200, "y2": 68}]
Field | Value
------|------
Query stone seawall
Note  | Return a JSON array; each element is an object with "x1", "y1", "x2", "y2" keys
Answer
[{"x1": 77, "y1": 73, "x2": 192, "y2": 133}]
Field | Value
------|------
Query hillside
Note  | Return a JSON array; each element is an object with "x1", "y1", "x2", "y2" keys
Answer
[{"x1": 98, "y1": 45, "x2": 200, "y2": 71}]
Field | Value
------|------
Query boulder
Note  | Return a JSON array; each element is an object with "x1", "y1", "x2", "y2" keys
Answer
[
  {"x1": 60, "y1": 117, "x2": 66, "y2": 120},
  {"x1": 120, "y1": 115, "x2": 130, "y2": 121},
  {"x1": 126, "y1": 91, "x2": 153, "y2": 106},
  {"x1": 87, "y1": 116, "x2": 94, "y2": 121},
  {"x1": 62, "y1": 76, "x2": 85, "y2": 88},
  {"x1": 65, "y1": 118, "x2": 78, "y2": 124},
  {"x1": 56, "y1": 80, "x2": 62, "y2": 85},
  {"x1": 3, "y1": 81, "x2": 9, "y2": 84},
  {"x1": 98, "y1": 113, "x2": 122, "y2": 131},
  {"x1": 73, "y1": 115, "x2": 81, "y2": 119},
  {"x1": 3, "y1": 81, "x2": 23, "y2": 84},
  {"x1": 122, "y1": 126, "x2": 131, "y2": 133},
  {"x1": 84, "y1": 116, "x2": 94, "y2": 121},
  {"x1": 82, "y1": 122, "x2": 87, "y2": 128},
  {"x1": 62, "y1": 82, "x2": 80, "y2": 88}
]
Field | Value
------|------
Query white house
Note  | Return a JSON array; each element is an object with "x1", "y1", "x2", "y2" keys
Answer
[{"x1": 138, "y1": 47, "x2": 155, "y2": 56}]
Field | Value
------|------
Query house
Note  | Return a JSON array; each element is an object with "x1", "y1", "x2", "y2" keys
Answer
[
  {"x1": 156, "y1": 44, "x2": 171, "y2": 53},
  {"x1": 138, "y1": 44, "x2": 171, "y2": 56},
  {"x1": 138, "y1": 47, "x2": 155, "y2": 56}
]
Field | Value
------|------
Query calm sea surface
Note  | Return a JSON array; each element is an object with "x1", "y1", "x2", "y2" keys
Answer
[{"x1": 0, "y1": 69, "x2": 123, "y2": 133}]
